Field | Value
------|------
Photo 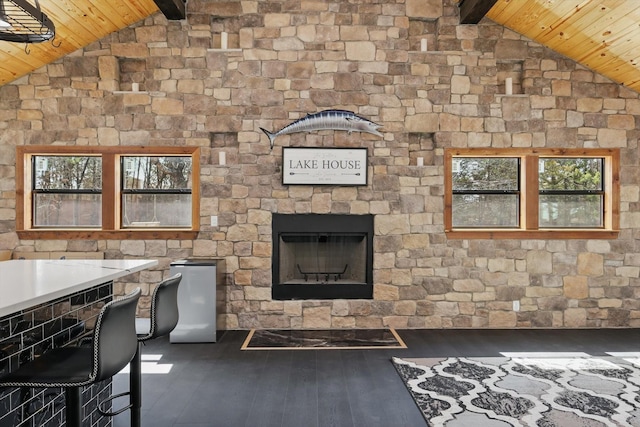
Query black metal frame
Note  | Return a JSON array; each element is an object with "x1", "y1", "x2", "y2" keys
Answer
[{"x1": 271, "y1": 214, "x2": 374, "y2": 300}]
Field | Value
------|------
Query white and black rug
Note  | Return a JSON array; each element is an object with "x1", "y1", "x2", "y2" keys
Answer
[{"x1": 392, "y1": 353, "x2": 640, "y2": 426}]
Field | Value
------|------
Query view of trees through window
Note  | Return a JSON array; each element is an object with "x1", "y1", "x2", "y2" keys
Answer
[
  {"x1": 31, "y1": 155, "x2": 194, "y2": 229},
  {"x1": 33, "y1": 156, "x2": 102, "y2": 227},
  {"x1": 452, "y1": 157, "x2": 519, "y2": 227},
  {"x1": 18, "y1": 146, "x2": 200, "y2": 237},
  {"x1": 452, "y1": 156, "x2": 604, "y2": 228},
  {"x1": 122, "y1": 156, "x2": 193, "y2": 228},
  {"x1": 539, "y1": 158, "x2": 603, "y2": 227}
]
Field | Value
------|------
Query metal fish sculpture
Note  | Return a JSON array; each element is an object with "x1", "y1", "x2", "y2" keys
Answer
[{"x1": 260, "y1": 109, "x2": 383, "y2": 149}]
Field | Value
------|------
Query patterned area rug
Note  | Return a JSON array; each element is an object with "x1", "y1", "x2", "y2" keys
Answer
[{"x1": 392, "y1": 353, "x2": 640, "y2": 426}]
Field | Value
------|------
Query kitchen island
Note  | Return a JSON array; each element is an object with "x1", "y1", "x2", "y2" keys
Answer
[{"x1": 0, "y1": 259, "x2": 157, "y2": 427}]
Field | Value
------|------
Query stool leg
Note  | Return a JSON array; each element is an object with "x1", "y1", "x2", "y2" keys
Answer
[
  {"x1": 130, "y1": 342, "x2": 142, "y2": 427},
  {"x1": 65, "y1": 387, "x2": 82, "y2": 427}
]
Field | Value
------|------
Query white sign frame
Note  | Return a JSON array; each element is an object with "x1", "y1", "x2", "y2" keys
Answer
[{"x1": 282, "y1": 147, "x2": 368, "y2": 186}]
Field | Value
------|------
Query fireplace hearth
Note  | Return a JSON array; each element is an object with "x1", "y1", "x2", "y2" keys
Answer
[{"x1": 272, "y1": 214, "x2": 374, "y2": 300}]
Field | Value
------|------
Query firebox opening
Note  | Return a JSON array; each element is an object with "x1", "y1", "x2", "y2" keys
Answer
[
  {"x1": 279, "y1": 233, "x2": 366, "y2": 284},
  {"x1": 272, "y1": 214, "x2": 373, "y2": 300}
]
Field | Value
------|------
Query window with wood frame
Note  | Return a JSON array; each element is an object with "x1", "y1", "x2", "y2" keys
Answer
[
  {"x1": 444, "y1": 148, "x2": 620, "y2": 240},
  {"x1": 17, "y1": 146, "x2": 200, "y2": 240}
]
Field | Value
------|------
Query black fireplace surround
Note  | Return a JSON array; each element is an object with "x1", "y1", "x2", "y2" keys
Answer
[{"x1": 272, "y1": 214, "x2": 374, "y2": 300}]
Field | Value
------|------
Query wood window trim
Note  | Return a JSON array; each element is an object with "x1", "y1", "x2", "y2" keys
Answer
[
  {"x1": 17, "y1": 146, "x2": 200, "y2": 240},
  {"x1": 444, "y1": 148, "x2": 620, "y2": 240}
]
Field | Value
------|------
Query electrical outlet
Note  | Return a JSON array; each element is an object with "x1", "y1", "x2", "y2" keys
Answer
[
  {"x1": 513, "y1": 300, "x2": 520, "y2": 311},
  {"x1": 210, "y1": 215, "x2": 218, "y2": 227}
]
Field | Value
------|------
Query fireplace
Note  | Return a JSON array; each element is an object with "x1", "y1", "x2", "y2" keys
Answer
[{"x1": 272, "y1": 214, "x2": 374, "y2": 300}]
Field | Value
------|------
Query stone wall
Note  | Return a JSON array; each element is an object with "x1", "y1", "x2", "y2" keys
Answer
[{"x1": 1, "y1": 0, "x2": 640, "y2": 329}]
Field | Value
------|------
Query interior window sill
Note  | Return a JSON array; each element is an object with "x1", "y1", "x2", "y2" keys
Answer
[
  {"x1": 445, "y1": 229, "x2": 620, "y2": 240},
  {"x1": 17, "y1": 229, "x2": 200, "y2": 240}
]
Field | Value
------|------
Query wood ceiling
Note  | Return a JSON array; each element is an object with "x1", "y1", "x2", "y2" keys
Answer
[
  {"x1": 486, "y1": 0, "x2": 640, "y2": 93},
  {"x1": 0, "y1": 0, "x2": 160, "y2": 86},
  {"x1": 0, "y1": 0, "x2": 639, "y2": 94}
]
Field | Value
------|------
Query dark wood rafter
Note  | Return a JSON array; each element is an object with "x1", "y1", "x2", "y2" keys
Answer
[
  {"x1": 458, "y1": 0, "x2": 499, "y2": 24},
  {"x1": 153, "y1": 0, "x2": 186, "y2": 20}
]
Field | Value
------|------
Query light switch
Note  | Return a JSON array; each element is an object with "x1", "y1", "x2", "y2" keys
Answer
[{"x1": 210, "y1": 216, "x2": 218, "y2": 227}]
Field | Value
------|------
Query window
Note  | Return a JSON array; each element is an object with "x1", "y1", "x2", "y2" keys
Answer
[
  {"x1": 17, "y1": 146, "x2": 200, "y2": 239},
  {"x1": 32, "y1": 155, "x2": 102, "y2": 227},
  {"x1": 451, "y1": 157, "x2": 520, "y2": 228},
  {"x1": 121, "y1": 156, "x2": 193, "y2": 228},
  {"x1": 538, "y1": 158, "x2": 603, "y2": 228},
  {"x1": 445, "y1": 148, "x2": 619, "y2": 239}
]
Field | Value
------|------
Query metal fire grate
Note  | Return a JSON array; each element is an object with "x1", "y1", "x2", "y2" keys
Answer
[{"x1": 0, "y1": 0, "x2": 55, "y2": 43}]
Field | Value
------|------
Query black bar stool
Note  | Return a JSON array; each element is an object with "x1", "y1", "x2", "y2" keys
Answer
[
  {"x1": 132, "y1": 273, "x2": 182, "y2": 427},
  {"x1": 0, "y1": 287, "x2": 142, "y2": 427},
  {"x1": 124, "y1": 273, "x2": 182, "y2": 427}
]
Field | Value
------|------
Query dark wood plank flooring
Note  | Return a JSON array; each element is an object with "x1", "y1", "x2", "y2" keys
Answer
[{"x1": 113, "y1": 328, "x2": 640, "y2": 427}]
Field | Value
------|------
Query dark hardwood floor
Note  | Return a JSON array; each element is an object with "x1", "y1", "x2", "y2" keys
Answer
[{"x1": 112, "y1": 328, "x2": 640, "y2": 427}]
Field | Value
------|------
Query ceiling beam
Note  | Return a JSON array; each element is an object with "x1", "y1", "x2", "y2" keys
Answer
[
  {"x1": 153, "y1": 0, "x2": 186, "y2": 20},
  {"x1": 458, "y1": 0, "x2": 499, "y2": 24}
]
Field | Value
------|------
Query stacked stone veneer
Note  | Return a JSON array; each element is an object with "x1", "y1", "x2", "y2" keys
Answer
[{"x1": 1, "y1": 0, "x2": 640, "y2": 329}]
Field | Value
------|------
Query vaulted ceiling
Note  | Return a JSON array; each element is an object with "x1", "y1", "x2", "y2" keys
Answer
[
  {"x1": 0, "y1": 0, "x2": 639, "y2": 93},
  {"x1": 485, "y1": 0, "x2": 640, "y2": 93},
  {"x1": 0, "y1": 0, "x2": 161, "y2": 86}
]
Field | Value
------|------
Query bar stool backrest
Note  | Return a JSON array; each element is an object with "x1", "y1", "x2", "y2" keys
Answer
[
  {"x1": 93, "y1": 287, "x2": 141, "y2": 382},
  {"x1": 141, "y1": 273, "x2": 182, "y2": 342}
]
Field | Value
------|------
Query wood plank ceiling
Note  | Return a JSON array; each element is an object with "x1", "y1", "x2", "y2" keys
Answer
[
  {"x1": 0, "y1": 0, "x2": 639, "y2": 94},
  {"x1": 0, "y1": 0, "x2": 160, "y2": 86},
  {"x1": 487, "y1": 0, "x2": 640, "y2": 93}
]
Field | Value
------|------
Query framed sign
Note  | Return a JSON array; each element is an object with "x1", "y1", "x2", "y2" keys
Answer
[{"x1": 282, "y1": 147, "x2": 368, "y2": 186}]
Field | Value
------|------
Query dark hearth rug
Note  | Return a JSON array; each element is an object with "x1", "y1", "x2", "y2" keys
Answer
[
  {"x1": 392, "y1": 353, "x2": 640, "y2": 426},
  {"x1": 241, "y1": 328, "x2": 407, "y2": 350}
]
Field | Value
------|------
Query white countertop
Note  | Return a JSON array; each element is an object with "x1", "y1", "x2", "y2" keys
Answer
[{"x1": 0, "y1": 259, "x2": 158, "y2": 318}]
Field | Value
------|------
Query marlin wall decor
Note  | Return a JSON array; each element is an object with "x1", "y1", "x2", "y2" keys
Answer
[{"x1": 260, "y1": 109, "x2": 383, "y2": 149}]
